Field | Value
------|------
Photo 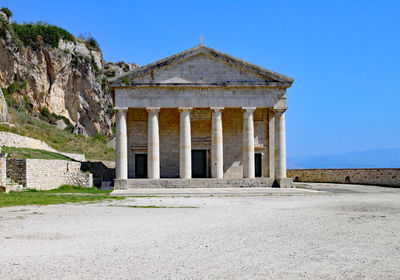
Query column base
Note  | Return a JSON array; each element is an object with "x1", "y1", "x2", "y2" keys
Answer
[
  {"x1": 114, "y1": 179, "x2": 128, "y2": 190},
  {"x1": 273, "y1": 178, "x2": 294, "y2": 188}
]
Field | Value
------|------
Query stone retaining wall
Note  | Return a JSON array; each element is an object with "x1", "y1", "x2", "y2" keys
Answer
[
  {"x1": 288, "y1": 169, "x2": 400, "y2": 187},
  {"x1": 0, "y1": 153, "x2": 6, "y2": 187},
  {"x1": 6, "y1": 159, "x2": 92, "y2": 190},
  {"x1": 0, "y1": 132, "x2": 85, "y2": 161},
  {"x1": 6, "y1": 159, "x2": 26, "y2": 185}
]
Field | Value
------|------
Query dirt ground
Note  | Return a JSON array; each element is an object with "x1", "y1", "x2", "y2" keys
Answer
[{"x1": 0, "y1": 183, "x2": 399, "y2": 279}]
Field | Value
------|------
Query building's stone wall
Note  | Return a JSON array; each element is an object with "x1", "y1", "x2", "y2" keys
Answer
[
  {"x1": 127, "y1": 107, "x2": 269, "y2": 178},
  {"x1": 132, "y1": 53, "x2": 267, "y2": 84},
  {"x1": 288, "y1": 169, "x2": 400, "y2": 187},
  {"x1": 6, "y1": 159, "x2": 92, "y2": 190},
  {"x1": 115, "y1": 87, "x2": 286, "y2": 109},
  {"x1": 0, "y1": 132, "x2": 57, "y2": 152},
  {"x1": 6, "y1": 159, "x2": 26, "y2": 185},
  {"x1": 0, "y1": 132, "x2": 85, "y2": 161},
  {"x1": 0, "y1": 153, "x2": 6, "y2": 187},
  {"x1": 58, "y1": 152, "x2": 86, "y2": 162}
]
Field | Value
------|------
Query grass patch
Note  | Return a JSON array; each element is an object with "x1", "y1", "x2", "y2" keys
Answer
[
  {"x1": 26, "y1": 185, "x2": 112, "y2": 194},
  {"x1": 0, "y1": 107, "x2": 115, "y2": 161},
  {"x1": 2, "y1": 146, "x2": 71, "y2": 160},
  {"x1": 0, "y1": 185, "x2": 123, "y2": 208}
]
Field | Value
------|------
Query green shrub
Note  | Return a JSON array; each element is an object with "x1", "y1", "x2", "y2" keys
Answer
[
  {"x1": 123, "y1": 77, "x2": 131, "y2": 85},
  {"x1": 23, "y1": 94, "x2": 32, "y2": 112},
  {"x1": 86, "y1": 37, "x2": 100, "y2": 51},
  {"x1": 0, "y1": 16, "x2": 9, "y2": 39},
  {"x1": 7, "y1": 80, "x2": 28, "y2": 94},
  {"x1": 0, "y1": 7, "x2": 12, "y2": 18},
  {"x1": 41, "y1": 106, "x2": 50, "y2": 118},
  {"x1": 105, "y1": 68, "x2": 117, "y2": 78},
  {"x1": 89, "y1": 56, "x2": 100, "y2": 75},
  {"x1": 11, "y1": 22, "x2": 75, "y2": 48}
]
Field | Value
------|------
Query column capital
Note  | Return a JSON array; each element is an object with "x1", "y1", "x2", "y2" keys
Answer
[
  {"x1": 242, "y1": 107, "x2": 256, "y2": 112},
  {"x1": 273, "y1": 108, "x2": 287, "y2": 114},
  {"x1": 115, "y1": 107, "x2": 128, "y2": 112},
  {"x1": 210, "y1": 107, "x2": 224, "y2": 112},
  {"x1": 146, "y1": 107, "x2": 160, "y2": 112},
  {"x1": 178, "y1": 107, "x2": 192, "y2": 112}
]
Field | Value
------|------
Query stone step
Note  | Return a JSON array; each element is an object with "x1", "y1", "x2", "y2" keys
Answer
[
  {"x1": 5, "y1": 177, "x2": 24, "y2": 191},
  {"x1": 114, "y1": 178, "x2": 294, "y2": 189}
]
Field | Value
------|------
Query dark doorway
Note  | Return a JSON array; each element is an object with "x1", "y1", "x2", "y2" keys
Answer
[
  {"x1": 255, "y1": 153, "x2": 262, "y2": 177},
  {"x1": 192, "y1": 150, "x2": 207, "y2": 178},
  {"x1": 135, "y1": 154, "x2": 147, "y2": 178}
]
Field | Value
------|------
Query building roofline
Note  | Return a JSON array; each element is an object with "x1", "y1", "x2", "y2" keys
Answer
[{"x1": 110, "y1": 44, "x2": 294, "y2": 87}]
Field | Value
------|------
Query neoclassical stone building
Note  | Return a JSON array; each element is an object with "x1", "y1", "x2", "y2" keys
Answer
[{"x1": 110, "y1": 44, "x2": 294, "y2": 188}]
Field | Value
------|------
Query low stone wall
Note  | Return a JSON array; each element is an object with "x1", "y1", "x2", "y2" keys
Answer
[
  {"x1": 288, "y1": 169, "x2": 400, "y2": 187},
  {"x1": 0, "y1": 132, "x2": 85, "y2": 161},
  {"x1": 6, "y1": 159, "x2": 26, "y2": 185},
  {"x1": 59, "y1": 152, "x2": 86, "y2": 162},
  {"x1": 0, "y1": 153, "x2": 6, "y2": 187},
  {"x1": 6, "y1": 159, "x2": 92, "y2": 190}
]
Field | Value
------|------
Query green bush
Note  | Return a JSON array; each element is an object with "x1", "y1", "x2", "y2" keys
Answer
[
  {"x1": 7, "y1": 80, "x2": 28, "y2": 94},
  {"x1": 123, "y1": 77, "x2": 131, "y2": 85},
  {"x1": 0, "y1": 7, "x2": 12, "y2": 18},
  {"x1": 11, "y1": 22, "x2": 75, "y2": 48},
  {"x1": 23, "y1": 94, "x2": 32, "y2": 112},
  {"x1": 41, "y1": 106, "x2": 50, "y2": 118},
  {"x1": 105, "y1": 68, "x2": 117, "y2": 78},
  {"x1": 86, "y1": 37, "x2": 100, "y2": 51},
  {"x1": 89, "y1": 56, "x2": 100, "y2": 75},
  {"x1": 0, "y1": 16, "x2": 9, "y2": 39}
]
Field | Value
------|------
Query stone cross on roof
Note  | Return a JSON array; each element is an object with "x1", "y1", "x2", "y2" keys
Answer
[{"x1": 200, "y1": 36, "x2": 204, "y2": 45}]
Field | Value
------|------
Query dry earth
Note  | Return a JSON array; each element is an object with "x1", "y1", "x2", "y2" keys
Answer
[{"x1": 0, "y1": 183, "x2": 399, "y2": 279}]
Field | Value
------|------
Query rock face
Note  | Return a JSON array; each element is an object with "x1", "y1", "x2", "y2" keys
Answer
[
  {"x1": 0, "y1": 13, "x2": 138, "y2": 136},
  {"x1": 0, "y1": 87, "x2": 8, "y2": 122}
]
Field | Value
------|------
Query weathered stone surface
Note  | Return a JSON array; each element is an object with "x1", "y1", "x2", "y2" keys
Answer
[
  {"x1": 0, "y1": 87, "x2": 8, "y2": 122},
  {"x1": 56, "y1": 119, "x2": 67, "y2": 130},
  {"x1": 6, "y1": 158, "x2": 92, "y2": 189},
  {"x1": 111, "y1": 45, "x2": 293, "y2": 86},
  {"x1": 288, "y1": 169, "x2": 400, "y2": 187},
  {"x1": 0, "y1": 26, "x2": 138, "y2": 135},
  {"x1": 114, "y1": 178, "x2": 276, "y2": 189},
  {"x1": 0, "y1": 152, "x2": 6, "y2": 188}
]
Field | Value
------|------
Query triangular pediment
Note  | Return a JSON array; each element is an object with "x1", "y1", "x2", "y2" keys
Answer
[{"x1": 110, "y1": 45, "x2": 294, "y2": 87}]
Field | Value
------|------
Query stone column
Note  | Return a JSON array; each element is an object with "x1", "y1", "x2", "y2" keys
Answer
[
  {"x1": 115, "y1": 108, "x2": 128, "y2": 180},
  {"x1": 274, "y1": 109, "x2": 287, "y2": 178},
  {"x1": 211, "y1": 107, "x2": 224, "y2": 178},
  {"x1": 242, "y1": 107, "x2": 256, "y2": 178},
  {"x1": 147, "y1": 107, "x2": 160, "y2": 179},
  {"x1": 267, "y1": 109, "x2": 275, "y2": 178},
  {"x1": 179, "y1": 108, "x2": 192, "y2": 179}
]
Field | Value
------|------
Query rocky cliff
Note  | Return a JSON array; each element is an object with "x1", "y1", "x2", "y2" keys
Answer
[{"x1": 0, "y1": 9, "x2": 138, "y2": 136}]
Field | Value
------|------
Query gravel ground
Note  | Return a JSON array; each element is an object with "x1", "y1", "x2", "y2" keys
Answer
[{"x1": 0, "y1": 183, "x2": 399, "y2": 279}]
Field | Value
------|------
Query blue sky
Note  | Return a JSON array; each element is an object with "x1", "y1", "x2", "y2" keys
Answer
[{"x1": 2, "y1": 0, "x2": 400, "y2": 157}]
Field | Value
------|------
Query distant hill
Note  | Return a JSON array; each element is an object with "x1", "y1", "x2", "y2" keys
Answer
[{"x1": 287, "y1": 149, "x2": 400, "y2": 169}]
